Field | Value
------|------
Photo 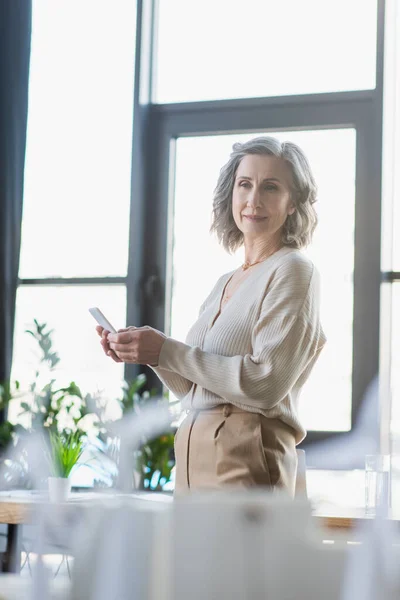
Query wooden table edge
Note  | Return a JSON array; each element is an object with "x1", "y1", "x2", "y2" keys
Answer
[
  {"x1": 315, "y1": 515, "x2": 358, "y2": 529},
  {"x1": 1, "y1": 497, "x2": 397, "y2": 530},
  {"x1": 0, "y1": 502, "x2": 30, "y2": 525}
]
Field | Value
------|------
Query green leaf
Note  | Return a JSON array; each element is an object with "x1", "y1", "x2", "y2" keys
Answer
[
  {"x1": 26, "y1": 320, "x2": 61, "y2": 369},
  {"x1": 48, "y1": 430, "x2": 84, "y2": 478},
  {"x1": 0, "y1": 381, "x2": 12, "y2": 406},
  {"x1": 0, "y1": 421, "x2": 15, "y2": 449}
]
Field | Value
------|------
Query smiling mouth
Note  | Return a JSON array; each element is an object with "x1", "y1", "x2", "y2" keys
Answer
[{"x1": 243, "y1": 215, "x2": 267, "y2": 221}]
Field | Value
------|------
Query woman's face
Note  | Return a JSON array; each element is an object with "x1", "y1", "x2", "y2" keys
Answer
[{"x1": 232, "y1": 154, "x2": 295, "y2": 244}]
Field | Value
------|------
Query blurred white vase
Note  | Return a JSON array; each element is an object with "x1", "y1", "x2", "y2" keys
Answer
[{"x1": 48, "y1": 477, "x2": 71, "y2": 503}]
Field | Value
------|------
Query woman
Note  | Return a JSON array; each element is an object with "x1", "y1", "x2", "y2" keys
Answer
[{"x1": 97, "y1": 136, "x2": 326, "y2": 497}]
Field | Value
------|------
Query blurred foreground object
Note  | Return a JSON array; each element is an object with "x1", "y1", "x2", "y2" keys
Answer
[{"x1": 2, "y1": 401, "x2": 400, "y2": 599}]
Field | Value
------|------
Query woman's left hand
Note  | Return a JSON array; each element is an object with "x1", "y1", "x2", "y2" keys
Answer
[{"x1": 107, "y1": 326, "x2": 167, "y2": 367}]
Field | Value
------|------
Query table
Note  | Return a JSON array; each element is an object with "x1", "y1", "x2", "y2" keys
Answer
[
  {"x1": 0, "y1": 490, "x2": 172, "y2": 573},
  {"x1": 0, "y1": 495, "x2": 28, "y2": 573},
  {"x1": 0, "y1": 491, "x2": 395, "y2": 573}
]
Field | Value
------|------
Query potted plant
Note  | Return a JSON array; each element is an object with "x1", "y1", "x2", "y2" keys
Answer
[
  {"x1": 93, "y1": 375, "x2": 176, "y2": 492},
  {"x1": 0, "y1": 381, "x2": 18, "y2": 454},
  {"x1": 3, "y1": 319, "x2": 176, "y2": 493},
  {"x1": 47, "y1": 429, "x2": 84, "y2": 502},
  {"x1": 136, "y1": 430, "x2": 175, "y2": 491},
  {"x1": 119, "y1": 376, "x2": 175, "y2": 490}
]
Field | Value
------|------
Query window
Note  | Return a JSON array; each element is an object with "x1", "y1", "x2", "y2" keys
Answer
[
  {"x1": 13, "y1": 2, "x2": 137, "y2": 436},
  {"x1": 137, "y1": 0, "x2": 385, "y2": 463},
  {"x1": 10, "y1": 285, "x2": 126, "y2": 424},
  {"x1": 390, "y1": 284, "x2": 400, "y2": 508},
  {"x1": 19, "y1": 1, "x2": 136, "y2": 278},
  {"x1": 390, "y1": 285, "x2": 400, "y2": 441},
  {"x1": 12, "y1": 0, "x2": 390, "y2": 474},
  {"x1": 154, "y1": 0, "x2": 378, "y2": 103},
  {"x1": 383, "y1": 0, "x2": 400, "y2": 507},
  {"x1": 169, "y1": 129, "x2": 356, "y2": 432}
]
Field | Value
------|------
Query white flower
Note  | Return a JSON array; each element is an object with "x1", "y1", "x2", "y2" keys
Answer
[
  {"x1": 56, "y1": 408, "x2": 77, "y2": 434},
  {"x1": 68, "y1": 405, "x2": 81, "y2": 420},
  {"x1": 77, "y1": 413, "x2": 100, "y2": 440},
  {"x1": 62, "y1": 394, "x2": 82, "y2": 410}
]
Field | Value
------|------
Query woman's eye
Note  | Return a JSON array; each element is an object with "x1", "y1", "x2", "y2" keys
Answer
[
  {"x1": 265, "y1": 184, "x2": 277, "y2": 191},
  {"x1": 239, "y1": 181, "x2": 251, "y2": 188}
]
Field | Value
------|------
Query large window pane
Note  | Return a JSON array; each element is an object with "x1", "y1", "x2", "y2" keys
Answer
[
  {"x1": 9, "y1": 285, "x2": 126, "y2": 424},
  {"x1": 169, "y1": 130, "x2": 356, "y2": 431},
  {"x1": 390, "y1": 284, "x2": 400, "y2": 513},
  {"x1": 381, "y1": 0, "x2": 400, "y2": 271},
  {"x1": 390, "y1": 283, "x2": 400, "y2": 448},
  {"x1": 154, "y1": 0, "x2": 377, "y2": 103},
  {"x1": 391, "y1": 146, "x2": 400, "y2": 270},
  {"x1": 19, "y1": 1, "x2": 136, "y2": 278}
]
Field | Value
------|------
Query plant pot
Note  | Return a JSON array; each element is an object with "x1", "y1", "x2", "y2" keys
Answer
[{"x1": 48, "y1": 477, "x2": 71, "y2": 503}]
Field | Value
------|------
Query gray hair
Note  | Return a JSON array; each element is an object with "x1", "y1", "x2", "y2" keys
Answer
[{"x1": 210, "y1": 136, "x2": 318, "y2": 252}]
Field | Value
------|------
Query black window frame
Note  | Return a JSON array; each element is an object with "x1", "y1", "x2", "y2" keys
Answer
[{"x1": 17, "y1": 0, "x2": 400, "y2": 469}]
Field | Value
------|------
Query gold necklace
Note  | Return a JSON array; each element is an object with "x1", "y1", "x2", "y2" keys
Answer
[
  {"x1": 242, "y1": 246, "x2": 281, "y2": 271},
  {"x1": 242, "y1": 258, "x2": 266, "y2": 271}
]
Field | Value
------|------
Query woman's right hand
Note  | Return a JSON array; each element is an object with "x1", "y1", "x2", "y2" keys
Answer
[{"x1": 95, "y1": 326, "x2": 123, "y2": 363}]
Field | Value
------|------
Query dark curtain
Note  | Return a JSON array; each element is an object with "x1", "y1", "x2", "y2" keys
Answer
[{"x1": 0, "y1": 1, "x2": 32, "y2": 416}]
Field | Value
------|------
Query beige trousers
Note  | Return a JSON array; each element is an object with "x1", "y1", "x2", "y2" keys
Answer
[{"x1": 174, "y1": 404, "x2": 298, "y2": 497}]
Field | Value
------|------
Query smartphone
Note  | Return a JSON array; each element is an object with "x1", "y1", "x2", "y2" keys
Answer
[{"x1": 89, "y1": 307, "x2": 117, "y2": 333}]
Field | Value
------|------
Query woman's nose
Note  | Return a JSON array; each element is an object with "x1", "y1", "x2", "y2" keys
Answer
[{"x1": 246, "y1": 188, "x2": 262, "y2": 208}]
